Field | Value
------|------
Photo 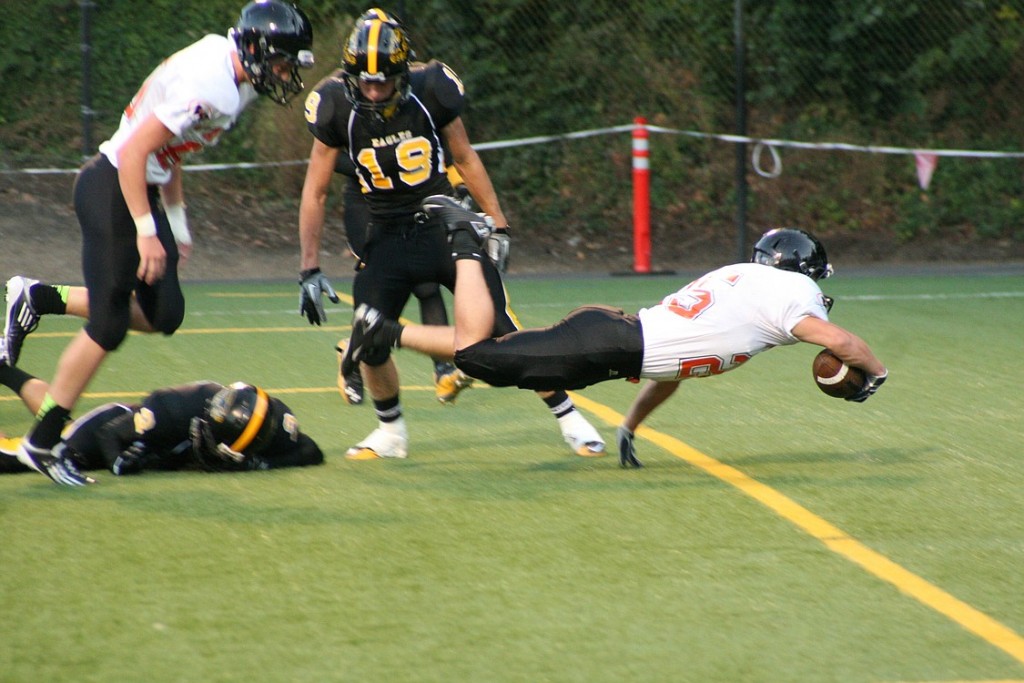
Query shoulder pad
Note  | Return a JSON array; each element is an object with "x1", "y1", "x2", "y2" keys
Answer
[
  {"x1": 415, "y1": 61, "x2": 465, "y2": 121},
  {"x1": 304, "y1": 71, "x2": 351, "y2": 148}
]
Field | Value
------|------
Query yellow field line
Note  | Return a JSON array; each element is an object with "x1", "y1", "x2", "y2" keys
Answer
[
  {"x1": 568, "y1": 391, "x2": 1024, "y2": 668},
  {"x1": 27, "y1": 289, "x2": 438, "y2": 339},
  {"x1": 0, "y1": 385, "x2": 443, "y2": 403},
  {"x1": 209, "y1": 292, "x2": 358, "y2": 304}
]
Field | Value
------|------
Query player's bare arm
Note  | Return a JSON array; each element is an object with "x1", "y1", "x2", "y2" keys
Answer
[
  {"x1": 622, "y1": 379, "x2": 680, "y2": 433},
  {"x1": 298, "y1": 139, "x2": 340, "y2": 271},
  {"x1": 116, "y1": 113, "x2": 175, "y2": 284},
  {"x1": 159, "y1": 167, "x2": 191, "y2": 263},
  {"x1": 443, "y1": 117, "x2": 508, "y2": 227},
  {"x1": 791, "y1": 316, "x2": 886, "y2": 376}
]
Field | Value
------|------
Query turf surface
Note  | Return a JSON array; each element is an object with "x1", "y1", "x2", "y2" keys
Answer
[{"x1": 2, "y1": 271, "x2": 1022, "y2": 682}]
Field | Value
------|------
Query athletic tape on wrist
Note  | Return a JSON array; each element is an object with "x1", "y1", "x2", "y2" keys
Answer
[
  {"x1": 133, "y1": 213, "x2": 157, "y2": 237},
  {"x1": 165, "y1": 204, "x2": 191, "y2": 245}
]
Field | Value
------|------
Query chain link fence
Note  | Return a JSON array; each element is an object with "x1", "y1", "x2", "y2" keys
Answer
[
  {"x1": 403, "y1": 0, "x2": 1024, "y2": 262},
  {"x1": 3, "y1": 1, "x2": 1022, "y2": 265}
]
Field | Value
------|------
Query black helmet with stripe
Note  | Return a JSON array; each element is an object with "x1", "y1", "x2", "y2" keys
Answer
[
  {"x1": 191, "y1": 382, "x2": 278, "y2": 469},
  {"x1": 341, "y1": 8, "x2": 411, "y2": 118}
]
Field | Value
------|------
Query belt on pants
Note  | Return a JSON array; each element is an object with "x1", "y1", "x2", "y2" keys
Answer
[{"x1": 370, "y1": 211, "x2": 433, "y2": 232}]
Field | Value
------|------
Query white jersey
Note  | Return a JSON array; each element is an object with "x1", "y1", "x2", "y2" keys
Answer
[
  {"x1": 637, "y1": 263, "x2": 830, "y2": 381},
  {"x1": 99, "y1": 34, "x2": 257, "y2": 185}
]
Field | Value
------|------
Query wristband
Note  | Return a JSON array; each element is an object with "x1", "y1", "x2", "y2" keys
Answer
[
  {"x1": 165, "y1": 204, "x2": 192, "y2": 245},
  {"x1": 133, "y1": 212, "x2": 157, "y2": 238},
  {"x1": 299, "y1": 267, "x2": 321, "y2": 282}
]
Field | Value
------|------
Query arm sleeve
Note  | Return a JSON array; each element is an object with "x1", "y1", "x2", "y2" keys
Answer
[
  {"x1": 95, "y1": 411, "x2": 139, "y2": 470},
  {"x1": 781, "y1": 282, "x2": 831, "y2": 337},
  {"x1": 423, "y1": 61, "x2": 465, "y2": 128},
  {"x1": 304, "y1": 78, "x2": 348, "y2": 148}
]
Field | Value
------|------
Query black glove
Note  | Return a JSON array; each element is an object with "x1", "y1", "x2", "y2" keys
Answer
[
  {"x1": 111, "y1": 442, "x2": 146, "y2": 476},
  {"x1": 616, "y1": 426, "x2": 643, "y2": 468},
  {"x1": 847, "y1": 369, "x2": 888, "y2": 403},
  {"x1": 453, "y1": 184, "x2": 474, "y2": 209},
  {"x1": 299, "y1": 268, "x2": 340, "y2": 326},
  {"x1": 486, "y1": 228, "x2": 511, "y2": 274}
]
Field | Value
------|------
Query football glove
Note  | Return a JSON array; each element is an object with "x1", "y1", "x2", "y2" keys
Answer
[
  {"x1": 111, "y1": 442, "x2": 146, "y2": 476},
  {"x1": 486, "y1": 228, "x2": 511, "y2": 274},
  {"x1": 846, "y1": 369, "x2": 888, "y2": 403},
  {"x1": 299, "y1": 268, "x2": 340, "y2": 326},
  {"x1": 453, "y1": 184, "x2": 474, "y2": 210},
  {"x1": 616, "y1": 425, "x2": 643, "y2": 469}
]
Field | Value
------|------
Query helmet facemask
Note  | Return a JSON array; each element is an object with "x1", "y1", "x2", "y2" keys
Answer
[
  {"x1": 190, "y1": 383, "x2": 275, "y2": 470},
  {"x1": 231, "y1": 0, "x2": 315, "y2": 106},
  {"x1": 241, "y1": 41, "x2": 315, "y2": 105},
  {"x1": 342, "y1": 14, "x2": 411, "y2": 120}
]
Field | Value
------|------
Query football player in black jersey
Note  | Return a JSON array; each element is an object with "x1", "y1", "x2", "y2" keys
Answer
[
  {"x1": 1, "y1": 371, "x2": 323, "y2": 477},
  {"x1": 297, "y1": 9, "x2": 605, "y2": 460}
]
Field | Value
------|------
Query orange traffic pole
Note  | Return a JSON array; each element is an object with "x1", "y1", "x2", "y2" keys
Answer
[{"x1": 632, "y1": 116, "x2": 651, "y2": 274}]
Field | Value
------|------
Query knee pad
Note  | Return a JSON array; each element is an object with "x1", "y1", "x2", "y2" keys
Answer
[
  {"x1": 151, "y1": 308, "x2": 184, "y2": 336},
  {"x1": 361, "y1": 343, "x2": 392, "y2": 367},
  {"x1": 84, "y1": 318, "x2": 129, "y2": 352},
  {"x1": 136, "y1": 289, "x2": 185, "y2": 336}
]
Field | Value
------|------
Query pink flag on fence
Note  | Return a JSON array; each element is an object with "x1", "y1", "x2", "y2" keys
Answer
[{"x1": 915, "y1": 152, "x2": 938, "y2": 190}]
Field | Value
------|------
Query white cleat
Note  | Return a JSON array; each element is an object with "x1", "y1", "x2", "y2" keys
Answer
[
  {"x1": 559, "y1": 410, "x2": 606, "y2": 457},
  {"x1": 345, "y1": 423, "x2": 409, "y2": 460}
]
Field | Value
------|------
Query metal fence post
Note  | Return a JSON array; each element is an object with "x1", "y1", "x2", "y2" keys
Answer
[
  {"x1": 80, "y1": 0, "x2": 96, "y2": 159},
  {"x1": 733, "y1": 0, "x2": 748, "y2": 262}
]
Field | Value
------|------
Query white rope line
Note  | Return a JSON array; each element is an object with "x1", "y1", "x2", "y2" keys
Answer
[{"x1": 3, "y1": 122, "x2": 1023, "y2": 176}]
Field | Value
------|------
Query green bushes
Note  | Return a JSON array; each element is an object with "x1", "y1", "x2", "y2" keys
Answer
[{"x1": 2, "y1": 1, "x2": 1021, "y2": 251}]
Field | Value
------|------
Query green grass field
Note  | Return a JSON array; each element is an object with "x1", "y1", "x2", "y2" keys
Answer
[{"x1": 2, "y1": 270, "x2": 1023, "y2": 682}]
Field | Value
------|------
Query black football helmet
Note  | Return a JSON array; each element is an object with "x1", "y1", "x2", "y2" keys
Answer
[
  {"x1": 341, "y1": 9, "x2": 411, "y2": 118},
  {"x1": 230, "y1": 0, "x2": 315, "y2": 105},
  {"x1": 191, "y1": 382, "x2": 277, "y2": 469},
  {"x1": 751, "y1": 228, "x2": 833, "y2": 281}
]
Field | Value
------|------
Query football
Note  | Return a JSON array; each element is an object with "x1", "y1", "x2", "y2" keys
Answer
[{"x1": 812, "y1": 349, "x2": 866, "y2": 399}]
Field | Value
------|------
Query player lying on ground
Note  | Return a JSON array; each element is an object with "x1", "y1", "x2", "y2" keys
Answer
[
  {"x1": 0, "y1": 374, "x2": 322, "y2": 478},
  {"x1": 341, "y1": 197, "x2": 889, "y2": 467}
]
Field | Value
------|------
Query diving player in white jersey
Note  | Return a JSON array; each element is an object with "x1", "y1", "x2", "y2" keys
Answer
[
  {"x1": 342, "y1": 209, "x2": 889, "y2": 467},
  {"x1": 6, "y1": 1, "x2": 314, "y2": 485}
]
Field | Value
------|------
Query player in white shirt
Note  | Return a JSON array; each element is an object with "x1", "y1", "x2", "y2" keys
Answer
[
  {"x1": 342, "y1": 203, "x2": 888, "y2": 466},
  {"x1": 8, "y1": 0, "x2": 314, "y2": 485}
]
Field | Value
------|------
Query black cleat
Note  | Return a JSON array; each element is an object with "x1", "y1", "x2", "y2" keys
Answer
[{"x1": 336, "y1": 338, "x2": 365, "y2": 405}]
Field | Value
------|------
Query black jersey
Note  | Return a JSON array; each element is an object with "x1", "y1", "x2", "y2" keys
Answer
[
  {"x1": 54, "y1": 381, "x2": 323, "y2": 474},
  {"x1": 306, "y1": 60, "x2": 464, "y2": 219},
  {"x1": 63, "y1": 381, "x2": 221, "y2": 471}
]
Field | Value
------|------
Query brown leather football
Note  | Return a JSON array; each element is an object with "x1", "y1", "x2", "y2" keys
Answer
[{"x1": 812, "y1": 349, "x2": 867, "y2": 399}]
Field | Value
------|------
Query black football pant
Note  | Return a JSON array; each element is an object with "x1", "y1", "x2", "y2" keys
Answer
[
  {"x1": 352, "y1": 217, "x2": 514, "y2": 367},
  {"x1": 344, "y1": 181, "x2": 448, "y2": 329},
  {"x1": 455, "y1": 305, "x2": 644, "y2": 391},
  {"x1": 73, "y1": 154, "x2": 184, "y2": 350}
]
